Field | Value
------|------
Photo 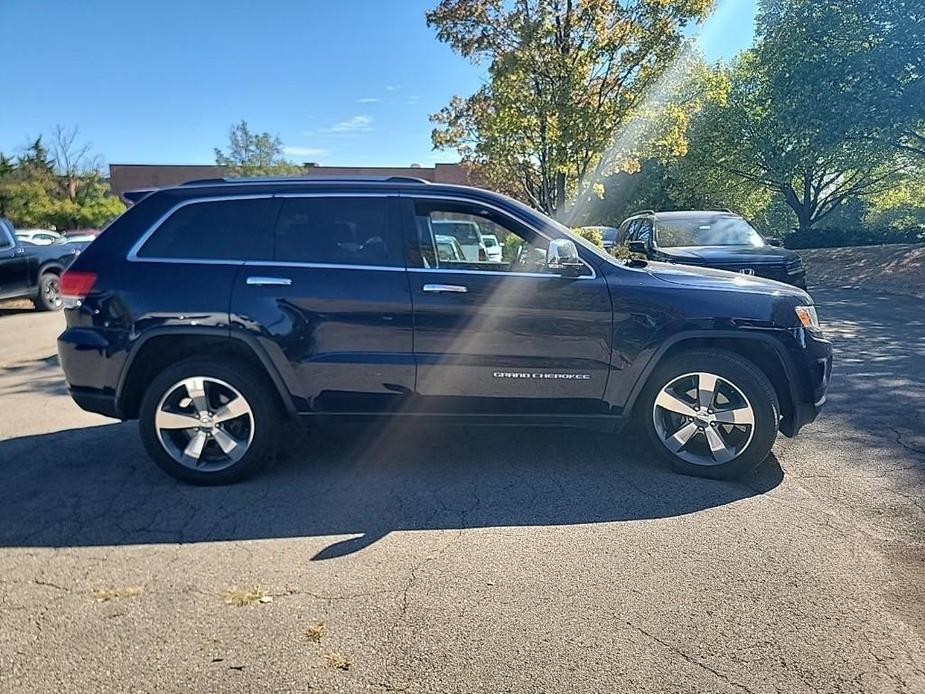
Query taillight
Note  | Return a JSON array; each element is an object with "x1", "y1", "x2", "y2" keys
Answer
[
  {"x1": 60, "y1": 270, "x2": 97, "y2": 307},
  {"x1": 479, "y1": 246, "x2": 487, "y2": 261}
]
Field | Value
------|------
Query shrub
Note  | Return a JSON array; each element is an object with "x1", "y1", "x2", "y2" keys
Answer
[{"x1": 571, "y1": 226, "x2": 604, "y2": 246}]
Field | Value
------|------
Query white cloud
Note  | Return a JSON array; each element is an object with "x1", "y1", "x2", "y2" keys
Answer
[
  {"x1": 302, "y1": 115, "x2": 375, "y2": 137},
  {"x1": 385, "y1": 85, "x2": 399, "y2": 91},
  {"x1": 283, "y1": 146, "x2": 329, "y2": 158},
  {"x1": 325, "y1": 115, "x2": 374, "y2": 133},
  {"x1": 406, "y1": 95, "x2": 421, "y2": 104},
  {"x1": 357, "y1": 97, "x2": 380, "y2": 103}
]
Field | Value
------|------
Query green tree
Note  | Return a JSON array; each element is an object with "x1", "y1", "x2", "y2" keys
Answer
[
  {"x1": 681, "y1": 0, "x2": 921, "y2": 232},
  {"x1": 0, "y1": 129, "x2": 125, "y2": 229},
  {"x1": 427, "y1": 0, "x2": 715, "y2": 218},
  {"x1": 214, "y1": 120, "x2": 301, "y2": 176}
]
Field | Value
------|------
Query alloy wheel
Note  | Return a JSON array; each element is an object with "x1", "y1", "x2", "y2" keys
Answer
[
  {"x1": 652, "y1": 371, "x2": 756, "y2": 467},
  {"x1": 45, "y1": 276, "x2": 62, "y2": 309},
  {"x1": 154, "y1": 376, "x2": 255, "y2": 472}
]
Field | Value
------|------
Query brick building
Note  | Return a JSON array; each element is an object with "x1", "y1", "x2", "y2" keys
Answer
[{"x1": 109, "y1": 162, "x2": 473, "y2": 200}]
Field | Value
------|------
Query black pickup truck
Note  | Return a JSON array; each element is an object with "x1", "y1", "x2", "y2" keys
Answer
[{"x1": 0, "y1": 217, "x2": 83, "y2": 310}]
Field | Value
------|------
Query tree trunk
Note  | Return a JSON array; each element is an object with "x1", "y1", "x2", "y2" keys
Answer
[
  {"x1": 554, "y1": 171, "x2": 567, "y2": 221},
  {"x1": 783, "y1": 184, "x2": 814, "y2": 233}
]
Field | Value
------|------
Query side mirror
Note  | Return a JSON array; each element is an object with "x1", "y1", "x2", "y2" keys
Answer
[
  {"x1": 765, "y1": 237, "x2": 783, "y2": 247},
  {"x1": 547, "y1": 239, "x2": 583, "y2": 275},
  {"x1": 627, "y1": 240, "x2": 648, "y2": 255}
]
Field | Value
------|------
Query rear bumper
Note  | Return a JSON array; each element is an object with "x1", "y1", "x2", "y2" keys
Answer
[
  {"x1": 58, "y1": 326, "x2": 127, "y2": 419},
  {"x1": 69, "y1": 386, "x2": 122, "y2": 419}
]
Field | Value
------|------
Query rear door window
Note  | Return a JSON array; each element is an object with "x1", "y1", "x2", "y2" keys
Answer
[
  {"x1": 137, "y1": 198, "x2": 276, "y2": 261},
  {"x1": 274, "y1": 197, "x2": 400, "y2": 267}
]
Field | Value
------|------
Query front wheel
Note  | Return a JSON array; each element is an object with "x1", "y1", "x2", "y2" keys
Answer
[
  {"x1": 33, "y1": 272, "x2": 63, "y2": 311},
  {"x1": 139, "y1": 358, "x2": 283, "y2": 484},
  {"x1": 639, "y1": 350, "x2": 780, "y2": 480}
]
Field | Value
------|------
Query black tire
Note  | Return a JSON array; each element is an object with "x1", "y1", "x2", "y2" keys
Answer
[
  {"x1": 139, "y1": 357, "x2": 283, "y2": 485},
  {"x1": 33, "y1": 272, "x2": 63, "y2": 311},
  {"x1": 638, "y1": 349, "x2": 779, "y2": 480}
]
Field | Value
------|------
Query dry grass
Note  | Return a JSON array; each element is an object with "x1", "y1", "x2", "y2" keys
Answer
[
  {"x1": 93, "y1": 586, "x2": 143, "y2": 602},
  {"x1": 222, "y1": 586, "x2": 273, "y2": 606},
  {"x1": 322, "y1": 652, "x2": 351, "y2": 671},
  {"x1": 304, "y1": 622, "x2": 326, "y2": 643}
]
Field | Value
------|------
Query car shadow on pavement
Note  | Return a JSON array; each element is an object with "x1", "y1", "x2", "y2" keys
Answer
[
  {"x1": 0, "y1": 420, "x2": 783, "y2": 559},
  {"x1": 0, "y1": 354, "x2": 67, "y2": 397}
]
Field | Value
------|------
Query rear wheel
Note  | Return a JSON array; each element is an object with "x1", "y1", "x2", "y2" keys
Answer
[
  {"x1": 139, "y1": 358, "x2": 282, "y2": 484},
  {"x1": 639, "y1": 350, "x2": 779, "y2": 480},
  {"x1": 33, "y1": 272, "x2": 62, "y2": 311}
]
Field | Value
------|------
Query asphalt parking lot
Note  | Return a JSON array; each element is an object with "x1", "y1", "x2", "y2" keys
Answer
[{"x1": 0, "y1": 287, "x2": 923, "y2": 694}]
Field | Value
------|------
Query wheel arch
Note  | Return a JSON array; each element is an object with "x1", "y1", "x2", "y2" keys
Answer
[
  {"x1": 622, "y1": 330, "x2": 802, "y2": 436},
  {"x1": 117, "y1": 328, "x2": 298, "y2": 420},
  {"x1": 37, "y1": 261, "x2": 65, "y2": 278}
]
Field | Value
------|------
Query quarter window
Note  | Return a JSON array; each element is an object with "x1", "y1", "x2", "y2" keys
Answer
[
  {"x1": 138, "y1": 198, "x2": 275, "y2": 260},
  {"x1": 274, "y1": 197, "x2": 397, "y2": 266}
]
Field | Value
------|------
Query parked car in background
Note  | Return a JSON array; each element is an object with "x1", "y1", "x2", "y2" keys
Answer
[
  {"x1": 57, "y1": 177, "x2": 830, "y2": 485},
  {"x1": 616, "y1": 210, "x2": 806, "y2": 288},
  {"x1": 481, "y1": 233, "x2": 503, "y2": 261},
  {"x1": 434, "y1": 233, "x2": 466, "y2": 262},
  {"x1": 0, "y1": 217, "x2": 81, "y2": 309},
  {"x1": 432, "y1": 218, "x2": 487, "y2": 261},
  {"x1": 62, "y1": 229, "x2": 101, "y2": 239},
  {"x1": 16, "y1": 228, "x2": 62, "y2": 246}
]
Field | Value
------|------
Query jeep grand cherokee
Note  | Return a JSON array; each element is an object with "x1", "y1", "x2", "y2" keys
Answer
[{"x1": 57, "y1": 177, "x2": 832, "y2": 484}]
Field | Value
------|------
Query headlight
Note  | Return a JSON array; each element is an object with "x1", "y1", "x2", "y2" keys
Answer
[{"x1": 795, "y1": 305, "x2": 819, "y2": 330}]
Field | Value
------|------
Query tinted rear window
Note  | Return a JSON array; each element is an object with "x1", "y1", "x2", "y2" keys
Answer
[
  {"x1": 275, "y1": 197, "x2": 396, "y2": 266},
  {"x1": 138, "y1": 198, "x2": 275, "y2": 260}
]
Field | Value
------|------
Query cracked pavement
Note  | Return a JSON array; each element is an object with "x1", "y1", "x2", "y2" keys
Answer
[{"x1": 0, "y1": 286, "x2": 923, "y2": 693}]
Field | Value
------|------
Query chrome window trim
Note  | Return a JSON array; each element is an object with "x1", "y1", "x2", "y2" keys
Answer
[
  {"x1": 407, "y1": 267, "x2": 595, "y2": 279},
  {"x1": 243, "y1": 260, "x2": 405, "y2": 272},
  {"x1": 403, "y1": 193, "x2": 598, "y2": 280},
  {"x1": 125, "y1": 190, "x2": 597, "y2": 280}
]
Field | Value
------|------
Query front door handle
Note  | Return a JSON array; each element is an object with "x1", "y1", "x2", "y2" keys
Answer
[
  {"x1": 247, "y1": 276, "x2": 293, "y2": 287},
  {"x1": 423, "y1": 284, "x2": 468, "y2": 294}
]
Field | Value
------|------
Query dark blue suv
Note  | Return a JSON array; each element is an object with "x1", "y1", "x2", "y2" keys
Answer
[{"x1": 57, "y1": 177, "x2": 832, "y2": 484}]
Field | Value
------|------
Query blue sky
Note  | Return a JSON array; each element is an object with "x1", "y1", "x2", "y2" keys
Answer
[{"x1": 0, "y1": 1, "x2": 756, "y2": 168}]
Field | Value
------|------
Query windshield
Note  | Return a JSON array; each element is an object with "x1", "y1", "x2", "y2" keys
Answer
[{"x1": 655, "y1": 216, "x2": 765, "y2": 248}]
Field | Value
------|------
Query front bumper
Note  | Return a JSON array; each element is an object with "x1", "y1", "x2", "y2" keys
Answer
[{"x1": 779, "y1": 329, "x2": 832, "y2": 436}]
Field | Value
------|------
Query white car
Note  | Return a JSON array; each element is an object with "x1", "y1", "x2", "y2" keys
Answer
[
  {"x1": 16, "y1": 229, "x2": 61, "y2": 245},
  {"x1": 434, "y1": 234, "x2": 466, "y2": 262},
  {"x1": 432, "y1": 219, "x2": 486, "y2": 262},
  {"x1": 480, "y1": 233, "x2": 503, "y2": 262}
]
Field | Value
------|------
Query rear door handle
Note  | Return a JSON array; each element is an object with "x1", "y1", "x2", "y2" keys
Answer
[
  {"x1": 246, "y1": 276, "x2": 293, "y2": 286},
  {"x1": 423, "y1": 284, "x2": 468, "y2": 294}
]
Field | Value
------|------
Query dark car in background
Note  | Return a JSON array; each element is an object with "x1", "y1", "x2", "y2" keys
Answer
[
  {"x1": 57, "y1": 177, "x2": 831, "y2": 485},
  {"x1": 616, "y1": 210, "x2": 806, "y2": 288},
  {"x1": 0, "y1": 217, "x2": 84, "y2": 310}
]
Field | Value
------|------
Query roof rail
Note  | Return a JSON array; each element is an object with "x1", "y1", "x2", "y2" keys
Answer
[
  {"x1": 179, "y1": 175, "x2": 430, "y2": 186},
  {"x1": 629, "y1": 209, "x2": 656, "y2": 217}
]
